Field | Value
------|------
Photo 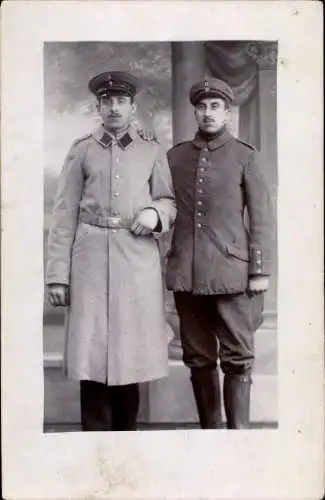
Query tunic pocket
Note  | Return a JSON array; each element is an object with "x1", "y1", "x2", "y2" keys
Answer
[
  {"x1": 226, "y1": 244, "x2": 249, "y2": 262},
  {"x1": 204, "y1": 226, "x2": 227, "y2": 255}
]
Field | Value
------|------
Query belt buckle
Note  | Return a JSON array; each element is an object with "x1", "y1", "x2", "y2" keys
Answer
[{"x1": 108, "y1": 216, "x2": 121, "y2": 228}]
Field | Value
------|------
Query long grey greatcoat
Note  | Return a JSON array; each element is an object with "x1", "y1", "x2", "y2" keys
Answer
[
  {"x1": 46, "y1": 125, "x2": 176, "y2": 385},
  {"x1": 166, "y1": 128, "x2": 273, "y2": 294}
]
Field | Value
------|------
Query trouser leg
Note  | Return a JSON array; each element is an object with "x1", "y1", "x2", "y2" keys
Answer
[
  {"x1": 216, "y1": 292, "x2": 264, "y2": 429},
  {"x1": 174, "y1": 292, "x2": 221, "y2": 429},
  {"x1": 80, "y1": 380, "x2": 113, "y2": 431},
  {"x1": 111, "y1": 383, "x2": 140, "y2": 431}
]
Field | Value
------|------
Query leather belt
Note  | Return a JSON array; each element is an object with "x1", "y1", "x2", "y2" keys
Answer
[{"x1": 79, "y1": 212, "x2": 133, "y2": 229}]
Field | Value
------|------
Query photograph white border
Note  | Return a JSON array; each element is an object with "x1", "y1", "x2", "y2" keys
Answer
[{"x1": 1, "y1": 1, "x2": 324, "y2": 499}]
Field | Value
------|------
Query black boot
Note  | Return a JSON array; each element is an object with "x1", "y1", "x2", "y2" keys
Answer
[
  {"x1": 190, "y1": 367, "x2": 222, "y2": 429},
  {"x1": 111, "y1": 383, "x2": 140, "y2": 431},
  {"x1": 80, "y1": 380, "x2": 113, "y2": 431},
  {"x1": 223, "y1": 373, "x2": 251, "y2": 429}
]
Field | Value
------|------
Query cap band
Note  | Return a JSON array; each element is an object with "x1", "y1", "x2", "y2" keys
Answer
[{"x1": 192, "y1": 89, "x2": 232, "y2": 106}]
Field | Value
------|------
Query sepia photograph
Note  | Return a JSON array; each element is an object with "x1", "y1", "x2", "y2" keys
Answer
[
  {"x1": 2, "y1": 2, "x2": 323, "y2": 499},
  {"x1": 43, "y1": 41, "x2": 278, "y2": 433}
]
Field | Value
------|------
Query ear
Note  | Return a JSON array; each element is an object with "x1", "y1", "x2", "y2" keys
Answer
[{"x1": 131, "y1": 102, "x2": 137, "y2": 114}]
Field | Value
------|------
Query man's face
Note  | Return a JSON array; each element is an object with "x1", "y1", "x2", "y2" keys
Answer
[
  {"x1": 194, "y1": 97, "x2": 230, "y2": 134},
  {"x1": 98, "y1": 94, "x2": 135, "y2": 131}
]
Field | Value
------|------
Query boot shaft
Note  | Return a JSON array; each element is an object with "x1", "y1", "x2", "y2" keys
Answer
[
  {"x1": 191, "y1": 367, "x2": 222, "y2": 429},
  {"x1": 223, "y1": 373, "x2": 251, "y2": 429}
]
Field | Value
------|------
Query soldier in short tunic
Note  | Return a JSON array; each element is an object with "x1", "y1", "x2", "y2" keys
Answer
[
  {"x1": 166, "y1": 77, "x2": 273, "y2": 429},
  {"x1": 46, "y1": 71, "x2": 176, "y2": 431}
]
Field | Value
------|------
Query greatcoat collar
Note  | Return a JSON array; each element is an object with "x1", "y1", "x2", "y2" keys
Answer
[{"x1": 92, "y1": 124, "x2": 136, "y2": 150}]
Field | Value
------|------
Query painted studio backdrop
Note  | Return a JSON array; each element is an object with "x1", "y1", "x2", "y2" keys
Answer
[{"x1": 43, "y1": 41, "x2": 278, "y2": 431}]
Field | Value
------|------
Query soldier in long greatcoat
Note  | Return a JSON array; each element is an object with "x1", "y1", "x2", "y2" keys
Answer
[
  {"x1": 166, "y1": 78, "x2": 273, "y2": 429},
  {"x1": 46, "y1": 71, "x2": 176, "y2": 431}
]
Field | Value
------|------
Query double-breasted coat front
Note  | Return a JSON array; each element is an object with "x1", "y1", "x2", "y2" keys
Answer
[{"x1": 46, "y1": 125, "x2": 176, "y2": 385}]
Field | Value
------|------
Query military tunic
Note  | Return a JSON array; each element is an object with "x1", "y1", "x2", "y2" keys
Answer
[
  {"x1": 166, "y1": 128, "x2": 272, "y2": 294},
  {"x1": 46, "y1": 124, "x2": 176, "y2": 385}
]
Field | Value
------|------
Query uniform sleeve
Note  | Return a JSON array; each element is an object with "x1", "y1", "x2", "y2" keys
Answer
[
  {"x1": 45, "y1": 142, "x2": 85, "y2": 285},
  {"x1": 149, "y1": 146, "x2": 176, "y2": 235},
  {"x1": 243, "y1": 150, "x2": 274, "y2": 276}
]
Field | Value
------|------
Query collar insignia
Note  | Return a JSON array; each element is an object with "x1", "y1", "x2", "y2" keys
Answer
[
  {"x1": 98, "y1": 131, "x2": 113, "y2": 148},
  {"x1": 117, "y1": 132, "x2": 133, "y2": 150}
]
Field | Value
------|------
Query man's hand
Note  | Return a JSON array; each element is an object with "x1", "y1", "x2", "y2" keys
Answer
[
  {"x1": 131, "y1": 208, "x2": 159, "y2": 236},
  {"x1": 248, "y1": 276, "x2": 269, "y2": 295},
  {"x1": 48, "y1": 284, "x2": 70, "y2": 307}
]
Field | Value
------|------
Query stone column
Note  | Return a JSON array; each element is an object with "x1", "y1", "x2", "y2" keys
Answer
[{"x1": 172, "y1": 42, "x2": 206, "y2": 144}]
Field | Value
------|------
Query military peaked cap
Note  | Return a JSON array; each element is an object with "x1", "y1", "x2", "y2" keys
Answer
[
  {"x1": 189, "y1": 78, "x2": 234, "y2": 106},
  {"x1": 88, "y1": 71, "x2": 140, "y2": 99}
]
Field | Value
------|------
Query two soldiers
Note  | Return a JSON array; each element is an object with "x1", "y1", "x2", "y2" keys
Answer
[{"x1": 46, "y1": 71, "x2": 272, "y2": 431}]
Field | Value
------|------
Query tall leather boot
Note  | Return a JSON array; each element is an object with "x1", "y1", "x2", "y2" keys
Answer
[
  {"x1": 223, "y1": 373, "x2": 251, "y2": 429},
  {"x1": 80, "y1": 380, "x2": 113, "y2": 431},
  {"x1": 111, "y1": 383, "x2": 140, "y2": 431},
  {"x1": 190, "y1": 367, "x2": 222, "y2": 429}
]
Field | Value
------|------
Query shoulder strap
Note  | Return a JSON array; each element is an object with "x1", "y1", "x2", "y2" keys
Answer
[{"x1": 235, "y1": 138, "x2": 257, "y2": 151}]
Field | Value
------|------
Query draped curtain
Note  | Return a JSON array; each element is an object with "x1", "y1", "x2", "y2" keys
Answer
[{"x1": 205, "y1": 41, "x2": 260, "y2": 149}]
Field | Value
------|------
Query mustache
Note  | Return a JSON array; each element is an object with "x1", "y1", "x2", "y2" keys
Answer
[{"x1": 107, "y1": 113, "x2": 122, "y2": 118}]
